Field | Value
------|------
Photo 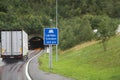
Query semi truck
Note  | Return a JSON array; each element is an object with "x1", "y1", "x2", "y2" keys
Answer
[{"x1": 0, "y1": 30, "x2": 28, "y2": 60}]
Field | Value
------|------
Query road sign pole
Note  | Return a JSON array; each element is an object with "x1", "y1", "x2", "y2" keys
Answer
[
  {"x1": 56, "y1": 0, "x2": 58, "y2": 62},
  {"x1": 56, "y1": 44, "x2": 58, "y2": 61},
  {"x1": 44, "y1": 28, "x2": 59, "y2": 69},
  {"x1": 49, "y1": 45, "x2": 52, "y2": 69}
]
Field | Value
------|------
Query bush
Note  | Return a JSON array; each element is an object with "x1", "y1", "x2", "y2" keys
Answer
[{"x1": 59, "y1": 17, "x2": 94, "y2": 50}]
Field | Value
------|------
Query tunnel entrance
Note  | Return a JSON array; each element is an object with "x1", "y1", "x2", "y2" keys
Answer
[{"x1": 29, "y1": 36, "x2": 44, "y2": 50}]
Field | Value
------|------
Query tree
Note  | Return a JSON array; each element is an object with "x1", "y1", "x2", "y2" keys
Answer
[
  {"x1": 59, "y1": 17, "x2": 94, "y2": 50},
  {"x1": 79, "y1": 17, "x2": 94, "y2": 42},
  {"x1": 97, "y1": 16, "x2": 117, "y2": 51}
]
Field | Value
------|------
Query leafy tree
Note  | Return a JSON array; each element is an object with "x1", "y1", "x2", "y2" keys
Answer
[
  {"x1": 0, "y1": 1, "x2": 8, "y2": 13},
  {"x1": 79, "y1": 17, "x2": 94, "y2": 41},
  {"x1": 97, "y1": 16, "x2": 117, "y2": 51},
  {"x1": 0, "y1": 0, "x2": 120, "y2": 50},
  {"x1": 59, "y1": 17, "x2": 93, "y2": 50}
]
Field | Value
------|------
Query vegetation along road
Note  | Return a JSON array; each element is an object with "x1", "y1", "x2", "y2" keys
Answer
[
  {"x1": 0, "y1": 0, "x2": 120, "y2": 80},
  {"x1": 39, "y1": 35, "x2": 120, "y2": 80}
]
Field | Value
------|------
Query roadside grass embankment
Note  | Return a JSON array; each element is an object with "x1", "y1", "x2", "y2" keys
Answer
[{"x1": 38, "y1": 35, "x2": 120, "y2": 80}]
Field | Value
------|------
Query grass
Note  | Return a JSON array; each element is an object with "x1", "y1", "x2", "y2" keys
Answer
[{"x1": 38, "y1": 35, "x2": 120, "y2": 80}]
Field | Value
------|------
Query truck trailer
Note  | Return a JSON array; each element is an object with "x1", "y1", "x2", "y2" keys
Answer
[{"x1": 0, "y1": 30, "x2": 28, "y2": 60}]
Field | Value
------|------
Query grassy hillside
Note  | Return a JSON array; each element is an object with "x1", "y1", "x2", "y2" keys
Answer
[{"x1": 38, "y1": 35, "x2": 120, "y2": 80}]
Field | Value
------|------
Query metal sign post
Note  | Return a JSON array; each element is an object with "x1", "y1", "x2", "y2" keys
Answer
[
  {"x1": 56, "y1": 45, "x2": 58, "y2": 62},
  {"x1": 49, "y1": 45, "x2": 52, "y2": 69},
  {"x1": 44, "y1": 28, "x2": 59, "y2": 69},
  {"x1": 56, "y1": 0, "x2": 58, "y2": 62}
]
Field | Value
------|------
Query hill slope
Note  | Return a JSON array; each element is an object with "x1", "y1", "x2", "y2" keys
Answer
[{"x1": 39, "y1": 35, "x2": 120, "y2": 80}]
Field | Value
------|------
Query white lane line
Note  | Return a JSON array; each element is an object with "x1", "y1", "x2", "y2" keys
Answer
[{"x1": 25, "y1": 50, "x2": 44, "y2": 80}]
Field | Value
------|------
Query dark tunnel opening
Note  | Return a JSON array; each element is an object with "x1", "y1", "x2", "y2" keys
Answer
[{"x1": 29, "y1": 36, "x2": 44, "y2": 50}]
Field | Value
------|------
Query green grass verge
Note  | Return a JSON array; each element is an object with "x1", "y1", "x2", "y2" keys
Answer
[{"x1": 38, "y1": 35, "x2": 120, "y2": 80}]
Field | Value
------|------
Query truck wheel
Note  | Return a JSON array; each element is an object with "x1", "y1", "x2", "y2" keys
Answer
[
  {"x1": 2, "y1": 58, "x2": 5, "y2": 61},
  {"x1": 25, "y1": 55, "x2": 28, "y2": 60},
  {"x1": 22, "y1": 55, "x2": 28, "y2": 61}
]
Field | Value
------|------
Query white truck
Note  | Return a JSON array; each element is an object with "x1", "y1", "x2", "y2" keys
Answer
[{"x1": 0, "y1": 30, "x2": 28, "y2": 60}]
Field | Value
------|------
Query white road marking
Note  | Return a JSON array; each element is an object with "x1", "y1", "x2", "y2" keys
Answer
[{"x1": 25, "y1": 50, "x2": 43, "y2": 80}]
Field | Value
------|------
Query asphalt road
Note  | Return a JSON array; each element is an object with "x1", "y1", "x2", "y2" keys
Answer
[
  {"x1": 29, "y1": 50, "x2": 74, "y2": 80},
  {"x1": 0, "y1": 50, "x2": 74, "y2": 80},
  {"x1": 0, "y1": 50, "x2": 40, "y2": 80},
  {"x1": 0, "y1": 60, "x2": 27, "y2": 80}
]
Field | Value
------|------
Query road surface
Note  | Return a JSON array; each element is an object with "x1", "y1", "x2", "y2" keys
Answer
[
  {"x1": 29, "y1": 50, "x2": 74, "y2": 80},
  {"x1": 0, "y1": 50, "x2": 74, "y2": 80},
  {"x1": 0, "y1": 50, "x2": 40, "y2": 80}
]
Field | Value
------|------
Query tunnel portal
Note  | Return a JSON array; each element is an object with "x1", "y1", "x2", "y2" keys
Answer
[{"x1": 29, "y1": 36, "x2": 44, "y2": 50}]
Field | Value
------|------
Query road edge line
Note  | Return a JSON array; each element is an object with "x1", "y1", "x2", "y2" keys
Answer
[{"x1": 25, "y1": 50, "x2": 44, "y2": 80}]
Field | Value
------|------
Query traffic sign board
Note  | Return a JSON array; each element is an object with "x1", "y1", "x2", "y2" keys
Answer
[{"x1": 44, "y1": 28, "x2": 59, "y2": 45}]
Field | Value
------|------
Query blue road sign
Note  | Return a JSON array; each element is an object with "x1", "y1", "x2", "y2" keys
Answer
[{"x1": 44, "y1": 28, "x2": 59, "y2": 45}]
